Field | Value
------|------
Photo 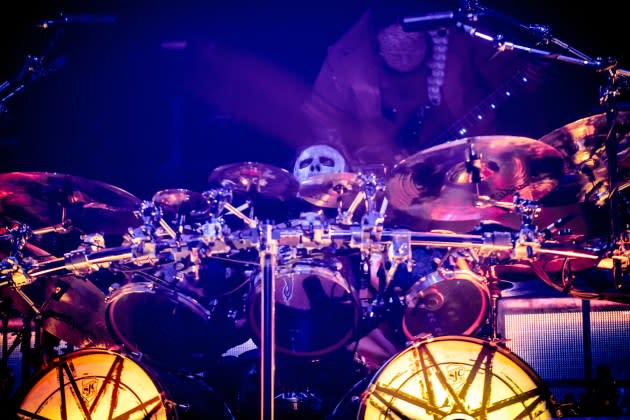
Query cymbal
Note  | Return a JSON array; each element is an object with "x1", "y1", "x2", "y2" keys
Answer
[
  {"x1": 298, "y1": 172, "x2": 360, "y2": 208},
  {"x1": 152, "y1": 188, "x2": 210, "y2": 217},
  {"x1": 538, "y1": 111, "x2": 630, "y2": 206},
  {"x1": 0, "y1": 274, "x2": 116, "y2": 347},
  {"x1": 386, "y1": 135, "x2": 565, "y2": 222},
  {"x1": 208, "y1": 161, "x2": 298, "y2": 201},
  {"x1": 0, "y1": 172, "x2": 141, "y2": 235}
]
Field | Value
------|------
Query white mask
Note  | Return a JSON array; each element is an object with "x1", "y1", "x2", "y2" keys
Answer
[{"x1": 293, "y1": 144, "x2": 346, "y2": 182}]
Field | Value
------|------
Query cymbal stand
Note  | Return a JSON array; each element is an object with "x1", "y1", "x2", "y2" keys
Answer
[
  {"x1": 0, "y1": 225, "x2": 47, "y2": 379},
  {"x1": 0, "y1": 225, "x2": 41, "y2": 316},
  {"x1": 338, "y1": 166, "x2": 388, "y2": 221},
  {"x1": 204, "y1": 187, "x2": 258, "y2": 228},
  {"x1": 258, "y1": 222, "x2": 276, "y2": 420},
  {"x1": 347, "y1": 167, "x2": 389, "y2": 294},
  {"x1": 599, "y1": 64, "x2": 630, "y2": 290}
]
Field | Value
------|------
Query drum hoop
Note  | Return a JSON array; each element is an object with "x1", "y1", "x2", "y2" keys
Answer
[
  {"x1": 106, "y1": 281, "x2": 211, "y2": 317},
  {"x1": 377, "y1": 335, "x2": 549, "y2": 385}
]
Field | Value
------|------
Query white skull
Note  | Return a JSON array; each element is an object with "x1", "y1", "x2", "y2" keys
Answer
[{"x1": 293, "y1": 144, "x2": 346, "y2": 182}]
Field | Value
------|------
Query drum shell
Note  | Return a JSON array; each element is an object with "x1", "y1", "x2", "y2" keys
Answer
[
  {"x1": 11, "y1": 348, "x2": 234, "y2": 420},
  {"x1": 105, "y1": 281, "x2": 249, "y2": 371},
  {"x1": 402, "y1": 269, "x2": 490, "y2": 340},
  {"x1": 248, "y1": 258, "x2": 361, "y2": 358}
]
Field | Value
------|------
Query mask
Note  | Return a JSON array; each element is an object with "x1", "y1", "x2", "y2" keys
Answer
[
  {"x1": 293, "y1": 144, "x2": 346, "y2": 182},
  {"x1": 377, "y1": 24, "x2": 427, "y2": 73}
]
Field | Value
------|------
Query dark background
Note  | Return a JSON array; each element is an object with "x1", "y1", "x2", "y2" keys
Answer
[{"x1": 1, "y1": 0, "x2": 628, "y2": 202}]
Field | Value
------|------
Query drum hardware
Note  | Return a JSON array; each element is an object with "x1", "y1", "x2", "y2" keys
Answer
[{"x1": 0, "y1": 185, "x2": 621, "y2": 419}]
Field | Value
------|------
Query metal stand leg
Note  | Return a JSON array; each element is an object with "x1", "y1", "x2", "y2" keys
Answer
[
  {"x1": 486, "y1": 266, "x2": 503, "y2": 342},
  {"x1": 260, "y1": 223, "x2": 277, "y2": 420}
]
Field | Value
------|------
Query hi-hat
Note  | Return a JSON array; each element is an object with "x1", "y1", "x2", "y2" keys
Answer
[
  {"x1": 538, "y1": 111, "x2": 630, "y2": 206},
  {"x1": 386, "y1": 135, "x2": 565, "y2": 222},
  {"x1": 208, "y1": 162, "x2": 298, "y2": 201},
  {"x1": 0, "y1": 172, "x2": 141, "y2": 235},
  {"x1": 298, "y1": 172, "x2": 360, "y2": 208}
]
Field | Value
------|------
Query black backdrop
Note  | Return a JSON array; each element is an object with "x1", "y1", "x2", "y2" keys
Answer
[{"x1": 1, "y1": 0, "x2": 629, "y2": 201}]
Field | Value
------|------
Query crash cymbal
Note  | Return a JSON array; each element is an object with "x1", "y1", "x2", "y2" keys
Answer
[
  {"x1": 386, "y1": 135, "x2": 565, "y2": 222},
  {"x1": 0, "y1": 172, "x2": 141, "y2": 235},
  {"x1": 208, "y1": 161, "x2": 298, "y2": 201},
  {"x1": 298, "y1": 172, "x2": 360, "y2": 208},
  {"x1": 538, "y1": 111, "x2": 630, "y2": 206},
  {"x1": 152, "y1": 188, "x2": 210, "y2": 217}
]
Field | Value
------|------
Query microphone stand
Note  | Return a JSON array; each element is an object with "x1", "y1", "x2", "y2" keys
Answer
[
  {"x1": 1, "y1": 27, "x2": 65, "y2": 116},
  {"x1": 454, "y1": 3, "x2": 630, "y2": 288}
]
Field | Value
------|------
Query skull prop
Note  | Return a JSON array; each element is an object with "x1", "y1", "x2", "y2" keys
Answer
[{"x1": 293, "y1": 144, "x2": 347, "y2": 182}]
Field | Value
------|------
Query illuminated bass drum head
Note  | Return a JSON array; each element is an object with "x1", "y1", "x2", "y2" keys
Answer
[
  {"x1": 358, "y1": 336, "x2": 554, "y2": 420},
  {"x1": 13, "y1": 348, "x2": 234, "y2": 419}
]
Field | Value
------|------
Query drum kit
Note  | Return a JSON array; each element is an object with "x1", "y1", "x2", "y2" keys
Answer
[{"x1": 0, "y1": 114, "x2": 629, "y2": 419}]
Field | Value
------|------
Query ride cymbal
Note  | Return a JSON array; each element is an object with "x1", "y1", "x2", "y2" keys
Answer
[
  {"x1": 208, "y1": 161, "x2": 298, "y2": 201},
  {"x1": 538, "y1": 111, "x2": 630, "y2": 206},
  {"x1": 0, "y1": 172, "x2": 141, "y2": 235},
  {"x1": 386, "y1": 135, "x2": 565, "y2": 222}
]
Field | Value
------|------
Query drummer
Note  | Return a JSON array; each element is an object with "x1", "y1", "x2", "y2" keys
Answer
[
  {"x1": 299, "y1": 0, "x2": 600, "y2": 170},
  {"x1": 294, "y1": 0, "x2": 603, "y2": 369}
]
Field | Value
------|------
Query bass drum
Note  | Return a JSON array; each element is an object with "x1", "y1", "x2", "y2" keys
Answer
[
  {"x1": 356, "y1": 336, "x2": 555, "y2": 420},
  {"x1": 105, "y1": 280, "x2": 249, "y2": 372},
  {"x1": 402, "y1": 269, "x2": 490, "y2": 340},
  {"x1": 12, "y1": 348, "x2": 234, "y2": 420},
  {"x1": 248, "y1": 258, "x2": 361, "y2": 358}
]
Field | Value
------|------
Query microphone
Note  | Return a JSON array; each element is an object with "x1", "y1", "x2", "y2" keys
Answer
[
  {"x1": 540, "y1": 214, "x2": 576, "y2": 239},
  {"x1": 35, "y1": 14, "x2": 116, "y2": 29},
  {"x1": 401, "y1": 10, "x2": 479, "y2": 32}
]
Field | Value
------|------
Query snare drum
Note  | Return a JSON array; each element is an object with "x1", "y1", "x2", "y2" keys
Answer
[
  {"x1": 248, "y1": 258, "x2": 360, "y2": 358},
  {"x1": 357, "y1": 335, "x2": 555, "y2": 419},
  {"x1": 13, "y1": 348, "x2": 234, "y2": 419},
  {"x1": 402, "y1": 269, "x2": 490, "y2": 340}
]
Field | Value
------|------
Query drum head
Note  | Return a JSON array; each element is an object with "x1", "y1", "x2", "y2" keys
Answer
[
  {"x1": 106, "y1": 282, "x2": 224, "y2": 371},
  {"x1": 13, "y1": 348, "x2": 234, "y2": 419},
  {"x1": 403, "y1": 270, "x2": 489, "y2": 339},
  {"x1": 249, "y1": 262, "x2": 360, "y2": 358},
  {"x1": 15, "y1": 348, "x2": 168, "y2": 419},
  {"x1": 358, "y1": 336, "x2": 554, "y2": 419}
]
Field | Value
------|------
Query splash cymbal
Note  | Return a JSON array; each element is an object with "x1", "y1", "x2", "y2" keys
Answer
[
  {"x1": 538, "y1": 111, "x2": 630, "y2": 206},
  {"x1": 0, "y1": 172, "x2": 141, "y2": 235},
  {"x1": 386, "y1": 135, "x2": 565, "y2": 222},
  {"x1": 208, "y1": 161, "x2": 298, "y2": 201},
  {"x1": 152, "y1": 188, "x2": 210, "y2": 218},
  {"x1": 297, "y1": 172, "x2": 360, "y2": 208}
]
